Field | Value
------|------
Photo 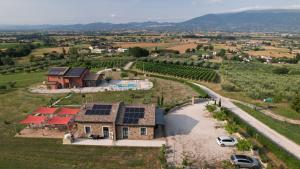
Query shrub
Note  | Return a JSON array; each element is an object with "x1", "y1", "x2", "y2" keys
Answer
[
  {"x1": 237, "y1": 139, "x2": 252, "y2": 151},
  {"x1": 206, "y1": 104, "x2": 217, "y2": 112},
  {"x1": 0, "y1": 85, "x2": 7, "y2": 90},
  {"x1": 158, "y1": 144, "x2": 168, "y2": 169},
  {"x1": 291, "y1": 95, "x2": 300, "y2": 113},
  {"x1": 221, "y1": 83, "x2": 239, "y2": 92},
  {"x1": 213, "y1": 110, "x2": 227, "y2": 121},
  {"x1": 272, "y1": 67, "x2": 289, "y2": 74},
  {"x1": 225, "y1": 122, "x2": 239, "y2": 134},
  {"x1": 120, "y1": 72, "x2": 128, "y2": 78}
]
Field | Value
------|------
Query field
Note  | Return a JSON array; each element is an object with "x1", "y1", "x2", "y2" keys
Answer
[
  {"x1": 166, "y1": 43, "x2": 198, "y2": 53},
  {"x1": 220, "y1": 61, "x2": 300, "y2": 119},
  {"x1": 135, "y1": 62, "x2": 220, "y2": 83},
  {"x1": 0, "y1": 70, "x2": 200, "y2": 168},
  {"x1": 246, "y1": 46, "x2": 294, "y2": 58},
  {"x1": 235, "y1": 102, "x2": 300, "y2": 145},
  {"x1": 0, "y1": 42, "x2": 19, "y2": 49},
  {"x1": 115, "y1": 42, "x2": 198, "y2": 53}
]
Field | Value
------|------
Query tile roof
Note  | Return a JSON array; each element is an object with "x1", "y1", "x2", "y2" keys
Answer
[
  {"x1": 75, "y1": 102, "x2": 120, "y2": 123},
  {"x1": 116, "y1": 104, "x2": 156, "y2": 126}
]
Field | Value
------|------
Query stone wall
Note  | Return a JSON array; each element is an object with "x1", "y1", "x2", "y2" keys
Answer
[
  {"x1": 77, "y1": 122, "x2": 115, "y2": 140},
  {"x1": 116, "y1": 126, "x2": 154, "y2": 140}
]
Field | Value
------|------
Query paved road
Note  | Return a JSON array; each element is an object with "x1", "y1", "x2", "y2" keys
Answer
[
  {"x1": 124, "y1": 61, "x2": 134, "y2": 70},
  {"x1": 193, "y1": 83, "x2": 300, "y2": 160}
]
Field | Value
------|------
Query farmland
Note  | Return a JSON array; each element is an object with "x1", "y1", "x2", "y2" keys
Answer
[
  {"x1": 220, "y1": 61, "x2": 300, "y2": 119},
  {"x1": 135, "y1": 61, "x2": 220, "y2": 83}
]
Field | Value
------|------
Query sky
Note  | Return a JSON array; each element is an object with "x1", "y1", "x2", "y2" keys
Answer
[{"x1": 0, "y1": 0, "x2": 300, "y2": 25}]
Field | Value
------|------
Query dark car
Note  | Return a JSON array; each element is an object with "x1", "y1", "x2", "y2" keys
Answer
[{"x1": 230, "y1": 154, "x2": 260, "y2": 168}]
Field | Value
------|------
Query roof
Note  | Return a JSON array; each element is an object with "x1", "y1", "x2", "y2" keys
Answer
[
  {"x1": 47, "y1": 67, "x2": 69, "y2": 76},
  {"x1": 57, "y1": 107, "x2": 81, "y2": 115},
  {"x1": 83, "y1": 73, "x2": 102, "y2": 81},
  {"x1": 75, "y1": 102, "x2": 120, "y2": 123},
  {"x1": 33, "y1": 107, "x2": 58, "y2": 115},
  {"x1": 20, "y1": 115, "x2": 46, "y2": 125},
  {"x1": 47, "y1": 116, "x2": 72, "y2": 125},
  {"x1": 64, "y1": 67, "x2": 87, "y2": 77},
  {"x1": 116, "y1": 104, "x2": 156, "y2": 126}
]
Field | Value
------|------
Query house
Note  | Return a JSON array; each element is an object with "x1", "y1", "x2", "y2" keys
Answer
[
  {"x1": 46, "y1": 67, "x2": 103, "y2": 89},
  {"x1": 74, "y1": 102, "x2": 164, "y2": 140}
]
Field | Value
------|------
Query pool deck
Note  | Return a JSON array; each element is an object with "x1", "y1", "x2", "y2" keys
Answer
[{"x1": 29, "y1": 80, "x2": 153, "y2": 94}]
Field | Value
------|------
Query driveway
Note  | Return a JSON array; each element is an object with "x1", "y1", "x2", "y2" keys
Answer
[
  {"x1": 165, "y1": 102, "x2": 234, "y2": 166},
  {"x1": 193, "y1": 83, "x2": 300, "y2": 160}
]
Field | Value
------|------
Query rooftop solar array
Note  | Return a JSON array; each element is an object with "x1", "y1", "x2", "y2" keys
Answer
[
  {"x1": 64, "y1": 68, "x2": 86, "y2": 77},
  {"x1": 85, "y1": 104, "x2": 112, "y2": 115},
  {"x1": 123, "y1": 107, "x2": 145, "y2": 124},
  {"x1": 48, "y1": 67, "x2": 68, "y2": 76}
]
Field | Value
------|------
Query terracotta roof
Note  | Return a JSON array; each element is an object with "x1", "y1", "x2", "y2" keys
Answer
[
  {"x1": 33, "y1": 107, "x2": 58, "y2": 115},
  {"x1": 116, "y1": 104, "x2": 156, "y2": 126},
  {"x1": 20, "y1": 115, "x2": 46, "y2": 125},
  {"x1": 75, "y1": 102, "x2": 120, "y2": 123},
  {"x1": 47, "y1": 116, "x2": 72, "y2": 125},
  {"x1": 57, "y1": 107, "x2": 80, "y2": 115}
]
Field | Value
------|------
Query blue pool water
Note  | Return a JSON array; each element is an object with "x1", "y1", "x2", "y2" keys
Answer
[{"x1": 115, "y1": 83, "x2": 137, "y2": 89}]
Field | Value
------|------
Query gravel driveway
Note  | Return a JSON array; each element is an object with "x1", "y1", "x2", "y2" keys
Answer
[{"x1": 165, "y1": 102, "x2": 234, "y2": 167}]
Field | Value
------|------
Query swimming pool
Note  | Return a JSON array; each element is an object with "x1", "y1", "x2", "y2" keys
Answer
[{"x1": 114, "y1": 83, "x2": 137, "y2": 89}]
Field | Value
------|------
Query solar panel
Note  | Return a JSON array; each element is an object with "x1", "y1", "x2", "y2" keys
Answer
[
  {"x1": 123, "y1": 107, "x2": 145, "y2": 124},
  {"x1": 85, "y1": 104, "x2": 112, "y2": 115},
  {"x1": 65, "y1": 68, "x2": 86, "y2": 77}
]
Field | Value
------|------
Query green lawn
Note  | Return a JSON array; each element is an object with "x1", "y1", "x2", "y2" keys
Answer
[
  {"x1": 0, "y1": 42, "x2": 19, "y2": 49},
  {"x1": 234, "y1": 102, "x2": 300, "y2": 145}
]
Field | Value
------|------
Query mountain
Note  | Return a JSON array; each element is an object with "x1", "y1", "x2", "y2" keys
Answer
[
  {"x1": 1, "y1": 9, "x2": 300, "y2": 32},
  {"x1": 178, "y1": 9, "x2": 300, "y2": 32}
]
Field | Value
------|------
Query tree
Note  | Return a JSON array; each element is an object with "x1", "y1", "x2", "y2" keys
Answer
[
  {"x1": 185, "y1": 48, "x2": 191, "y2": 53},
  {"x1": 196, "y1": 44, "x2": 203, "y2": 50},
  {"x1": 291, "y1": 95, "x2": 300, "y2": 113},
  {"x1": 128, "y1": 47, "x2": 149, "y2": 57},
  {"x1": 217, "y1": 49, "x2": 226, "y2": 58},
  {"x1": 208, "y1": 45, "x2": 214, "y2": 51}
]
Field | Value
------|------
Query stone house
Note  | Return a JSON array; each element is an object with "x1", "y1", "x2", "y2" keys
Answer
[{"x1": 74, "y1": 102, "x2": 164, "y2": 140}]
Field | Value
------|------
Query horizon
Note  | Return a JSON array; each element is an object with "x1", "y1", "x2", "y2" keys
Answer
[{"x1": 1, "y1": 0, "x2": 300, "y2": 25}]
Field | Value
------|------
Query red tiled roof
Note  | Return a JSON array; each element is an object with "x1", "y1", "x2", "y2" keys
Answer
[
  {"x1": 33, "y1": 107, "x2": 57, "y2": 115},
  {"x1": 57, "y1": 108, "x2": 80, "y2": 115},
  {"x1": 20, "y1": 115, "x2": 46, "y2": 125},
  {"x1": 47, "y1": 116, "x2": 72, "y2": 125}
]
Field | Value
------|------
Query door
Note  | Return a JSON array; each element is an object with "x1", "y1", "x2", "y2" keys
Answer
[
  {"x1": 122, "y1": 127, "x2": 128, "y2": 139},
  {"x1": 103, "y1": 127, "x2": 109, "y2": 139}
]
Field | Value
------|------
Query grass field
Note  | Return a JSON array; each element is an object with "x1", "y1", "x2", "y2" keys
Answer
[
  {"x1": 0, "y1": 42, "x2": 19, "y2": 49},
  {"x1": 0, "y1": 71, "x2": 199, "y2": 168},
  {"x1": 234, "y1": 102, "x2": 300, "y2": 145}
]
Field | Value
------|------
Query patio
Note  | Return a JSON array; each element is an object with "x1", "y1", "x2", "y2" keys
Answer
[
  {"x1": 68, "y1": 138, "x2": 166, "y2": 148},
  {"x1": 16, "y1": 128, "x2": 65, "y2": 138}
]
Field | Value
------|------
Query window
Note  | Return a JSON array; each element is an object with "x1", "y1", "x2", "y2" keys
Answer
[
  {"x1": 140, "y1": 127, "x2": 147, "y2": 136},
  {"x1": 84, "y1": 126, "x2": 91, "y2": 134}
]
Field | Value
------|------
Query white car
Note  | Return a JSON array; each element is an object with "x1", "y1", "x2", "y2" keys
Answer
[{"x1": 216, "y1": 136, "x2": 238, "y2": 147}]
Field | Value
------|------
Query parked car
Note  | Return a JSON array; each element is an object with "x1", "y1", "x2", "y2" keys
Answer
[
  {"x1": 230, "y1": 154, "x2": 260, "y2": 168},
  {"x1": 216, "y1": 136, "x2": 238, "y2": 147}
]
